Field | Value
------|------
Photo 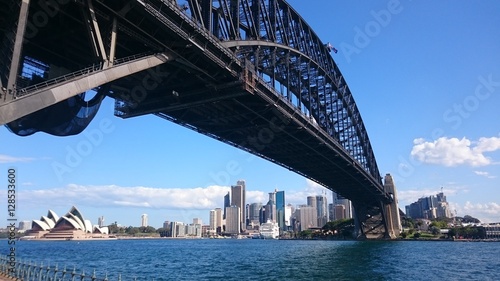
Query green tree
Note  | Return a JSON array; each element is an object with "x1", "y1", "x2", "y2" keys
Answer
[
  {"x1": 400, "y1": 231, "x2": 408, "y2": 239},
  {"x1": 413, "y1": 232, "x2": 421, "y2": 239},
  {"x1": 430, "y1": 226, "x2": 441, "y2": 236}
]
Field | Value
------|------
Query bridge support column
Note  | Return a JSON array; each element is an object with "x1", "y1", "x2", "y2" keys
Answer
[{"x1": 6, "y1": 0, "x2": 30, "y2": 102}]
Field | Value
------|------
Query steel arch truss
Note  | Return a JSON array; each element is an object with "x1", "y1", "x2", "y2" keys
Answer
[{"x1": 187, "y1": 0, "x2": 381, "y2": 182}]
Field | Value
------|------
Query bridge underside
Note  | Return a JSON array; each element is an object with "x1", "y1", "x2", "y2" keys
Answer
[{"x1": 0, "y1": 0, "x2": 399, "y2": 238}]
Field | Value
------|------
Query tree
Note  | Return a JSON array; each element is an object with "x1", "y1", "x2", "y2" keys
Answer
[
  {"x1": 462, "y1": 215, "x2": 480, "y2": 224},
  {"x1": 400, "y1": 231, "x2": 408, "y2": 239},
  {"x1": 430, "y1": 226, "x2": 441, "y2": 236},
  {"x1": 413, "y1": 232, "x2": 421, "y2": 239}
]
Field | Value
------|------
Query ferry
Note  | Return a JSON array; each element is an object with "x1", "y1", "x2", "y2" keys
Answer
[{"x1": 259, "y1": 220, "x2": 280, "y2": 239}]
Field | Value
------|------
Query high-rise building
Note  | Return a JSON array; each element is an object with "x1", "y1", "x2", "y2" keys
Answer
[
  {"x1": 209, "y1": 210, "x2": 223, "y2": 234},
  {"x1": 97, "y1": 216, "x2": 105, "y2": 228},
  {"x1": 248, "y1": 203, "x2": 263, "y2": 226},
  {"x1": 295, "y1": 206, "x2": 317, "y2": 231},
  {"x1": 18, "y1": 221, "x2": 31, "y2": 232},
  {"x1": 141, "y1": 214, "x2": 148, "y2": 227},
  {"x1": 335, "y1": 205, "x2": 346, "y2": 220},
  {"x1": 231, "y1": 182, "x2": 245, "y2": 231},
  {"x1": 284, "y1": 204, "x2": 293, "y2": 230},
  {"x1": 315, "y1": 195, "x2": 329, "y2": 227},
  {"x1": 405, "y1": 191, "x2": 451, "y2": 219},
  {"x1": 170, "y1": 221, "x2": 185, "y2": 237},
  {"x1": 225, "y1": 206, "x2": 241, "y2": 234},
  {"x1": 275, "y1": 190, "x2": 286, "y2": 231},
  {"x1": 264, "y1": 191, "x2": 277, "y2": 223},
  {"x1": 332, "y1": 192, "x2": 352, "y2": 220},
  {"x1": 193, "y1": 218, "x2": 202, "y2": 225},
  {"x1": 223, "y1": 192, "x2": 230, "y2": 219}
]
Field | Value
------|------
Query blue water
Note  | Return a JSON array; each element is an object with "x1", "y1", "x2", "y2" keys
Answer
[{"x1": 6, "y1": 239, "x2": 500, "y2": 280}]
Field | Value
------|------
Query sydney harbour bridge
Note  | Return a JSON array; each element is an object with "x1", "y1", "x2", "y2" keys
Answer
[{"x1": 0, "y1": 0, "x2": 401, "y2": 239}]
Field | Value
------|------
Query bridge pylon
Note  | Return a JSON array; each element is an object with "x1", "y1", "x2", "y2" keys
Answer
[{"x1": 353, "y1": 173, "x2": 401, "y2": 239}]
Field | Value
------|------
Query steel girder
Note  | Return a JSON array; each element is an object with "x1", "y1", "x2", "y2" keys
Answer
[{"x1": 186, "y1": 0, "x2": 382, "y2": 184}]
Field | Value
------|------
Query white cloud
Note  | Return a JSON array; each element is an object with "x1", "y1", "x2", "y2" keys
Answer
[
  {"x1": 0, "y1": 154, "x2": 35, "y2": 163},
  {"x1": 461, "y1": 201, "x2": 500, "y2": 223},
  {"x1": 11, "y1": 179, "x2": 334, "y2": 214},
  {"x1": 20, "y1": 184, "x2": 232, "y2": 210},
  {"x1": 410, "y1": 137, "x2": 500, "y2": 167},
  {"x1": 474, "y1": 171, "x2": 496, "y2": 179}
]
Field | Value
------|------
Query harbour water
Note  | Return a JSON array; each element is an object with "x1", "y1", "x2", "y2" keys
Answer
[{"x1": 7, "y1": 239, "x2": 500, "y2": 280}]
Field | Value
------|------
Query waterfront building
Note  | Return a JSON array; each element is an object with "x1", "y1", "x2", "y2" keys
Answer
[
  {"x1": 141, "y1": 214, "x2": 148, "y2": 227},
  {"x1": 225, "y1": 205, "x2": 241, "y2": 234},
  {"x1": 295, "y1": 206, "x2": 317, "y2": 231},
  {"x1": 18, "y1": 221, "x2": 31, "y2": 232},
  {"x1": 332, "y1": 192, "x2": 352, "y2": 220},
  {"x1": 28, "y1": 206, "x2": 109, "y2": 240},
  {"x1": 209, "y1": 209, "x2": 223, "y2": 235},
  {"x1": 405, "y1": 191, "x2": 452, "y2": 219},
  {"x1": 187, "y1": 223, "x2": 202, "y2": 237},
  {"x1": 170, "y1": 221, "x2": 186, "y2": 238},
  {"x1": 316, "y1": 195, "x2": 329, "y2": 227},
  {"x1": 248, "y1": 203, "x2": 263, "y2": 228}
]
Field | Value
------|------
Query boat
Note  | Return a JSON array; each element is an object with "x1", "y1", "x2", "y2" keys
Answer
[{"x1": 259, "y1": 220, "x2": 280, "y2": 239}]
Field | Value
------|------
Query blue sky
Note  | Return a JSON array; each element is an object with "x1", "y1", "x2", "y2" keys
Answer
[{"x1": 1, "y1": 0, "x2": 500, "y2": 228}]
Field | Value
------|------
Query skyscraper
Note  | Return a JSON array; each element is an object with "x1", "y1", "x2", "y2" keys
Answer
[
  {"x1": 316, "y1": 195, "x2": 328, "y2": 227},
  {"x1": 98, "y1": 216, "x2": 105, "y2": 228},
  {"x1": 209, "y1": 209, "x2": 223, "y2": 234},
  {"x1": 275, "y1": 190, "x2": 286, "y2": 231},
  {"x1": 231, "y1": 181, "x2": 245, "y2": 231},
  {"x1": 141, "y1": 214, "x2": 148, "y2": 227},
  {"x1": 223, "y1": 192, "x2": 230, "y2": 219},
  {"x1": 225, "y1": 206, "x2": 240, "y2": 234},
  {"x1": 296, "y1": 206, "x2": 317, "y2": 231}
]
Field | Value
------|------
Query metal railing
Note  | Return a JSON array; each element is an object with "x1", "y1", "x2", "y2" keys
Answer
[
  {"x1": 0, "y1": 255, "x2": 140, "y2": 281},
  {"x1": 16, "y1": 52, "x2": 156, "y2": 98}
]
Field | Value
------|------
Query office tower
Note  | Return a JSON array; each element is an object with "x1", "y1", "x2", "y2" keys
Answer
[
  {"x1": 170, "y1": 221, "x2": 185, "y2": 237},
  {"x1": 225, "y1": 206, "x2": 241, "y2": 234},
  {"x1": 307, "y1": 196, "x2": 317, "y2": 210},
  {"x1": 231, "y1": 182, "x2": 245, "y2": 231},
  {"x1": 284, "y1": 204, "x2": 293, "y2": 230},
  {"x1": 223, "y1": 192, "x2": 230, "y2": 219},
  {"x1": 18, "y1": 221, "x2": 31, "y2": 232},
  {"x1": 193, "y1": 218, "x2": 202, "y2": 225},
  {"x1": 97, "y1": 216, "x2": 105, "y2": 228},
  {"x1": 209, "y1": 210, "x2": 222, "y2": 234},
  {"x1": 332, "y1": 191, "x2": 352, "y2": 220},
  {"x1": 335, "y1": 205, "x2": 346, "y2": 220},
  {"x1": 275, "y1": 190, "x2": 286, "y2": 231},
  {"x1": 210, "y1": 210, "x2": 216, "y2": 232},
  {"x1": 141, "y1": 214, "x2": 148, "y2": 227},
  {"x1": 249, "y1": 203, "x2": 263, "y2": 225},
  {"x1": 316, "y1": 195, "x2": 328, "y2": 227},
  {"x1": 296, "y1": 206, "x2": 317, "y2": 231},
  {"x1": 237, "y1": 180, "x2": 246, "y2": 229},
  {"x1": 264, "y1": 191, "x2": 277, "y2": 223}
]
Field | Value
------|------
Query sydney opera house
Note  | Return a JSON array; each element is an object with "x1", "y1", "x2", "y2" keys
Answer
[{"x1": 27, "y1": 206, "x2": 111, "y2": 240}]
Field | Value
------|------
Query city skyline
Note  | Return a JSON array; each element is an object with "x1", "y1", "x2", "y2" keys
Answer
[{"x1": 1, "y1": 1, "x2": 500, "y2": 227}]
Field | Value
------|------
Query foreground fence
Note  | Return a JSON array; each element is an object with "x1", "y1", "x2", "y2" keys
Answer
[{"x1": 0, "y1": 255, "x2": 130, "y2": 281}]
